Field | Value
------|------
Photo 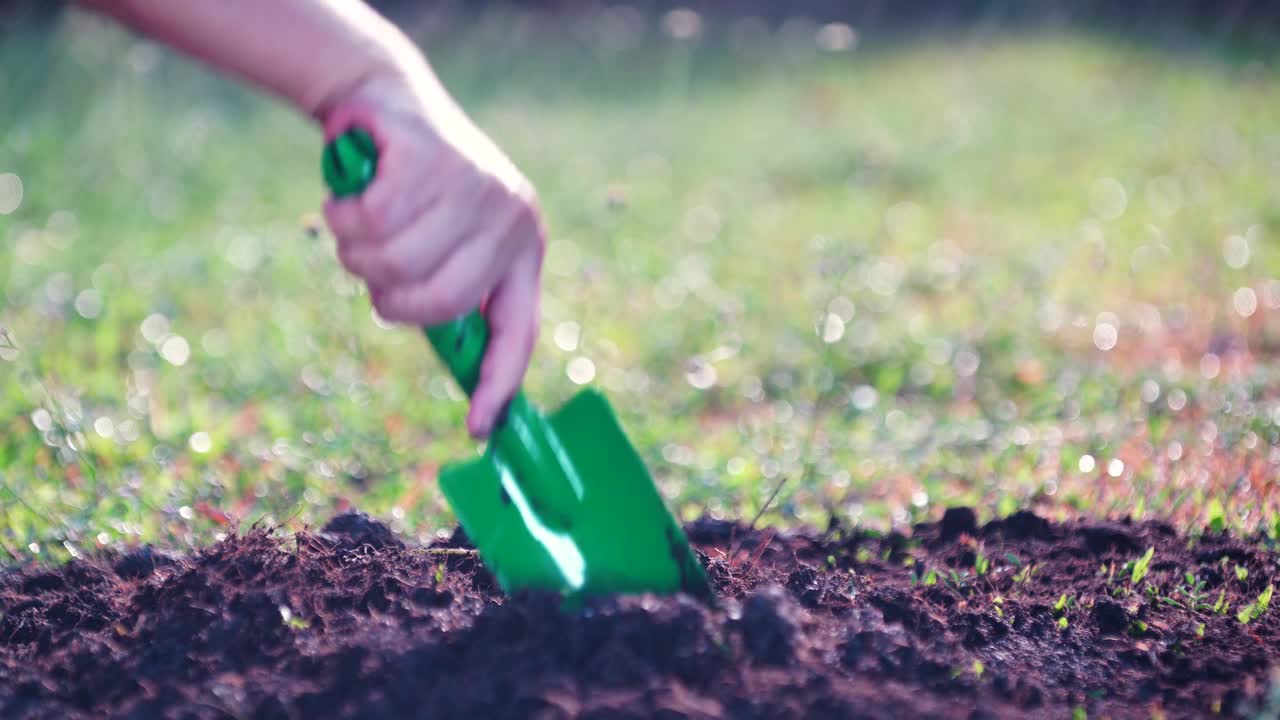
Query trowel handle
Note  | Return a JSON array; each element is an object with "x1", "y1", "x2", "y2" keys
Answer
[{"x1": 322, "y1": 128, "x2": 488, "y2": 397}]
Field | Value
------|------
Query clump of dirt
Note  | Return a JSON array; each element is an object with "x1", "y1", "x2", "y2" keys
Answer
[{"x1": 2, "y1": 509, "x2": 1279, "y2": 719}]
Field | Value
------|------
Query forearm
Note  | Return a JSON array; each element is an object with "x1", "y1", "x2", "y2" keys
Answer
[{"x1": 79, "y1": 0, "x2": 441, "y2": 121}]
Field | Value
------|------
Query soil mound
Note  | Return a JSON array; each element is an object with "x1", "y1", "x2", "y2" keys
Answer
[{"x1": 3, "y1": 510, "x2": 1278, "y2": 718}]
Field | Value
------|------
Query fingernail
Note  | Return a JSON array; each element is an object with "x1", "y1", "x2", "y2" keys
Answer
[{"x1": 468, "y1": 414, "x2": 491, "y2": 439}]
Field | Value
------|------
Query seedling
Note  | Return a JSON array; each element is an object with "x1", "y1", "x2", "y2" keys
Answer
[
  {"x1": 1169, "y1": 573, "x2": 1213, "y2": 612},
  {"x1": 1058, "y1": 616, "x2": 1070, "y2": 630},
  {"x1": 1195, "y1": 622, "x2": 1206, "y2": 637},
  {"x1": 1013, "y1": 562, "x2": 1037, "y2": 584},
  {"x1": 1127, "y1": 620, "x2": 1148, "y2": 636},
  {"x1": 1235, "y1": 584, "x2": 1273, "y2": 625},
  {"x1": 1131, "y1": 547, "x2": 1155, "y2": 585},
  {"x1": 974, "y1": 552, "x2": 990, "y2": 577},
  {"x1": 1207, "y1": 498, "x2": 1226, "y2": 534},
  {"x1": 1212, "y1": 590, "x2": 1229, "y2": 616},
  {"x1": 922, "y1": 569, "x2": 938, "y2": 586},
  {"x1": 1235, "y1": 564, "x2": 1249, "y2": 582},
  {"x1": 1054, "y1": 593, "x2": 1070, "y2": 613}
]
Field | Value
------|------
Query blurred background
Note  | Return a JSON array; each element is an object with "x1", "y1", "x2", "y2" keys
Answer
[{"x1": 1, "y1": 1, "x2": 1278, "y2": 561}]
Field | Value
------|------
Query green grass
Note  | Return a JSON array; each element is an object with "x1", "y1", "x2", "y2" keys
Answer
[{"x1": 2, "y1": 9, "x2": 1280, "y2": 560}]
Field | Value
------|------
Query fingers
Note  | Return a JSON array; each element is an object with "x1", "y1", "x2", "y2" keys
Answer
[
  {"x1": 332, "y1": 197, "x2": 456, "y2": 287},
  {"x1": 368, "y1": 236, "x2": 501, "y2": 327},
  {"x1": 468, "y1": 247, "x2": 542, "y2": 438},
  {"x1": 471, "y1": 254, "x2": 540, "y2": 438}
]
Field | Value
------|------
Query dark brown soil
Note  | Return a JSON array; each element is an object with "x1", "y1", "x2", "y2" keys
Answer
[{"x1": 3, "y1": 509, "x2": 1279, "y2": 719}]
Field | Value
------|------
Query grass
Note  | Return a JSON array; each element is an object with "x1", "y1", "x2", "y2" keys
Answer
[{"x1": 2, "y1": 8, "x2": 1279, "y2": 560}]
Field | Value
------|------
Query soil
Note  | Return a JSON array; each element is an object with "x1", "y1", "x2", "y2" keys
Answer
[{"x1": 2, "y1": 508, "x2": 1279, "y2": 719}]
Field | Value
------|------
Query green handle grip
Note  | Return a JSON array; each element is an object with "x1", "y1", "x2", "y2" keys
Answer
[
  {"x1": 322, "y1": 129, "x2": 489, "y2": 397},
  {"x1": 323, "y1": 129, "x2": 578, "y2": 530}
]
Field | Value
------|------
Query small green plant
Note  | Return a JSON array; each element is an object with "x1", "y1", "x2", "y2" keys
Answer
[
  {"x1": 1131, "y1": 547, "x2": 1155, "y2": 585},
  {"x1": 1058, "y1": 616, "x2": 1069, "y2": 630},
  {"x1": 855, "y1": 547, "x2": 872, "y2": 563},
  {"x1": 1054, "y1": 593, "x2": 1070, "y2": 613},
  {"x1": 1195, "y1": 622, "x2": 1205, "y2": 637},
  {"x1": 1127, "y1": 620, "x2": 1148, "y2": 636},
  {"x1": 1072, "y1": 706, "x2": 1086, "y2": 720},
  {"x1": 1207, "y1": 498, "x2": 1227, "y2": 533},
  {"x1": 972, "y1": 660, "x2": 985, "y2": 678},
  {"x1": 1013, "y1": 563, "x2": 1036, "y2": 584},
  {"x1": 1212, "y1": 590, "x2": 1229, "y2": 616},
  {"x1": 1236, "y1": 584, "x2": 1274, "y2": 625},
  {"x1": 974, "y1": 552, "x2": 990, "y2": 577},
  {"x1": 1235, "y1": 564, "x2": 1249, "y2": 582},
  {"x1": 1172, "y1": 573, "x2": 1213, "y2": 612},
  {"x1": 922, "y1": 569, "x2": 938, "y2": 586},
  {"x1": 434, "y1": 564, "x2": 445, "y2": 584}
]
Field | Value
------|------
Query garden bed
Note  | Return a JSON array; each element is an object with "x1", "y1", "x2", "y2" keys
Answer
[{"x1": 2, "y1": 509, "x2": 1278, "y2": 718}]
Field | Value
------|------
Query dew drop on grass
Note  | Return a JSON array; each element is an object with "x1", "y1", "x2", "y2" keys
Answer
[
  {"x1": 1090, "y1": 177, "x2": 1128, "y2": 220},
  {"x1": 161, "y1": 335, "x2": 190, "y2": 366},
  {"x1": 1223, "y1": 234, "x2": 1250, "y2": 269},
  {"x1": 178, "y1": 505, "x2": 194, "y2": 520},
  {"x1": 566, "y1": 356, "x2": 595, "y2": 385},
  {"x1": 1093, "y1": 322, "x2": 1118, "y2": 351},
  {"x1": 554, "y1": 321, "x2": 581, "y2": 351},
  {"x1": 189, "y1": 432, "x2": 211, "y2": 453},
  {"x1": 685, "y1": 359, "x2": 717, "y2": 389},
  {"x1": 0, "y1": 173, "x2": 23, "y2": 215},
  {"x1": 820, "y1": 313, "x2": 845, "y2": 343},
  {"x1": 31, "y1": 408, "x2": 53, "y2": 432},
  {"x1": 1168, "y1": 388, "x2": 1188, "y2": 412},
  {"x1": 1107, "y1": 459, "x2": 1124, "y2": 477},
  {"x1": 1199, "y1": 353, "x2": 1221, "y2": 380},
  {"x1": 850, "y1": 385, "x2": 878, "y2": 411},
  {"x1": 74, "y1": 289, "x2": 103, "y2": 319},
  {"x1": 1233, "y1": 287, "x2": 1258, "y2": 317},
  {"x1": 140, "y1": 313, "x2": 170, "y2": 344},
  {"x1": 1079, "y1": 454, "x2": 1096, "y2": 473},
  {"x1": 1168, "y1": 442, "x2": 1183, "y2": 462},
  {"x1": 93, "y1": 417, "x2": 114, "y2": 439},
  {"x1": 1141, "y1": 380, "x2": 1160, "y2": 403}
]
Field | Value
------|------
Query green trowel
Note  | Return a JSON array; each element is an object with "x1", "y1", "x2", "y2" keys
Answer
[{"x1": 322, "y1": 129, "x2": 711, "y2": 601}]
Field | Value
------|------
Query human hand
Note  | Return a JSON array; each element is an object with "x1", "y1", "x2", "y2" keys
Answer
[{"x1": 322, "y1": 73, "x2": 545, "y2": 438}]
